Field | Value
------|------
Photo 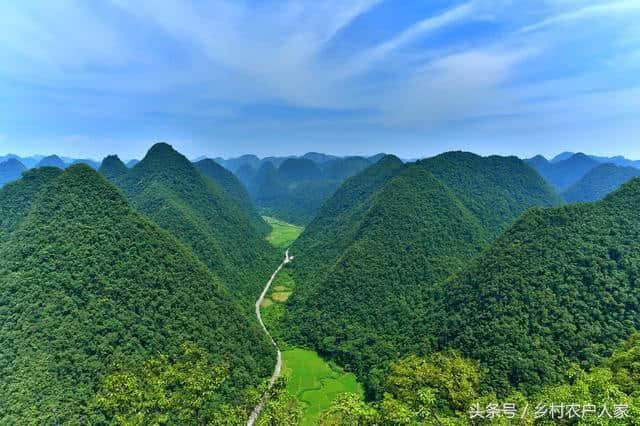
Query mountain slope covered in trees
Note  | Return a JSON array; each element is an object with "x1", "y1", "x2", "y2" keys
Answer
[
  {"x1": 441, "y1": 177, "x2": 640, "y2": 395},
  {"x1": 194, "y1": 158, "x2": 269, "y2": 235},
  {"x1": 283, "y1": 152, "x2": 561, "y2": 397},
  {"x1": 240, "y1": 155, "x2": 375, "y2": 225},
  {"x1": 0, "y1": 165, "x2": 274, "y2": 423},
  {"x1": 563, "y1": 162, "x2": 640, "y2": 203},
  {"x1": 98, "y1": 155, "x2": 129, "y2": 182},
  {"x1": 107, "y1": 143, "x2": 279, "y2": 306}
]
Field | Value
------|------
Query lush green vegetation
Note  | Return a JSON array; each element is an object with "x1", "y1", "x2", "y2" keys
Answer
[
  {"x1": 320, "y1": 335, "x2": 640, "y2": 424},
  {"x1": 0, "y1": 165, "x2": 274, "y2": 423},
  {"x1": 98, "y1": 154, "x2": 129, "y2": 182},
  {"x1": 237, "y1": 155, "x2": 375, "y2": 225},
  {"x1": 104, "y1": 143, "x2": 280, "y2": 307},
  {"x1": 283, "y1": 152, "x2": 563, "y2": 398},
  {"x1": 527, "y1": 153, "x2": 600, "y2": 191},
  {"x1": 442, "y1": 177, "x2": 640, "y2": 395},
  {"x1": 0, "y1": 158, "x2": 26, "y2": 187},
  {"x1": 194, "y1": 158, "x2": 270, "y2": 235},
  {"x1": 283, "y1": 349, "x2": 364, "y2": 425},
  {"x1": 264, "y1": 216, "x2": 304, "y2": 248},
  {"x1": 563, "y1": 162, "x2": 640, "y2": 203}
]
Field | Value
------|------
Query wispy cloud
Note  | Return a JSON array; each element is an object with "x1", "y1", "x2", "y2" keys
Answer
[{"x1": 520, "y1": 0, "x2": 640, "y2": 32}]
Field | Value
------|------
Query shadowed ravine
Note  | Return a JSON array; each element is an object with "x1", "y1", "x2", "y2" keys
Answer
[{"x1": 246, "y1": 249, "x2": 292, "y2": 426}]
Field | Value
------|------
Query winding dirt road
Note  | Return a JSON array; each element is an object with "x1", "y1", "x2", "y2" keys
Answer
[{"x1": 246, "y1": 249, "x2": 292, "y2": 426}]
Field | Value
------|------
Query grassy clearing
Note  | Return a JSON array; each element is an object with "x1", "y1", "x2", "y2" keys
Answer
[
  {"x1": 263, "y1": 216, "x2": 303, "y2": 248},
  {"x1": 261, "y1": 268, "x2": 364, "y2": 424},
  {"x1": 283, "y1": 348, "x2": 364, "y2": 425},
  {"x1": 260, "y1": 298, "x2": 273, "y2": 308},
  {"x1": 271, "y1": 291, "x2": 292, "y2": 302}
]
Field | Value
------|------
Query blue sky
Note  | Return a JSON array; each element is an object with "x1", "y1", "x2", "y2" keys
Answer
[{"x1": 0, "y1": 0, "x2": 639, "y2": 160}]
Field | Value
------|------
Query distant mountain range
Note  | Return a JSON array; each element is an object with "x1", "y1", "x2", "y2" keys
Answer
[
  {"x1": 527, "y1": 152, "x2": 640, "y2": 202},
  {"x1": 551, "y1": 151, "x2": 640, "y2": 168}
]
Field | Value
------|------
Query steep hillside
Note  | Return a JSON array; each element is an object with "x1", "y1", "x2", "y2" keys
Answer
[
  {"x1": 112, "y1": 143, "x2": 278, "y2": 306},
  {"x1": 284, "y1": 153, "x2": 562, "y2": 396},
  {"x1": 421, "y1": 152, "x2": 562, "y2": 237},
  {"x1": 36, "y1": 155, "x2": 66, "y2": 169},
  {"x1": 0, "y1": 158, "x2": 26, "y2": 187},
  {"x1": 193, "y1": 158, "x2": 269, "y2": 235},
  {"x1": 527, "y1": 153, "x2": 600, "y2": 191},
  {"x1": 98, "y1": 155, "x2": 129, "y2": 181},
  {"x1": 244, "y1": 156, "x2": 374, "y2": 225},
  {"x1": 0, "y1": 167, "x2": 63, "y2": 238},
  {"x1": 0, "y1": 165, "x2": 274, "y2": 423},
  {"x1": 442, "y1": 177, "x2": 640, "y2": 395},
  {"x1": 563, "y1": 163, "x2": 640, "y2": 203}
]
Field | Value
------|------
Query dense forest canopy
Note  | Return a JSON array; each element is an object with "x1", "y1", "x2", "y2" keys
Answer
[
  {"x1": 0, "y1": 165, "x2": 274, "y2": 423},
  {"x1": 441, "y1": 177, "x2": 640, "y2": 395},
  {"x1": 102, "y1": 143, "x2": 279, "y2": 307},
  {"x1": 194, "y1": 158, "x2": 269, "y2": 235},
  {"x1": 283, "y1": 152, "x2": 562, "y2": 397}
]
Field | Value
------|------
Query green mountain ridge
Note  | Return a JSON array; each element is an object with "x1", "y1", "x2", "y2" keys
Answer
[
  {"x1": 0, "y1": 164, "x2": 274, "y2": 423},
  {"x1": 283, "y1": 152, "x2": 561, "y2": 397},
  {"x1": 441, "y1": 176, "x2": 640, "y2": 395},
  {"x1": 105, "y1": 143, "x2": 279, "y2": 306}
]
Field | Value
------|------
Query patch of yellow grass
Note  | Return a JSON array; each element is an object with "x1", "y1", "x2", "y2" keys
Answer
[
  {"x1": 261, "y1": 298, "x2": 273, "y2": 308},
  {"x1": 271, "y1": 291, "x2": 292, "y2": 302},
  {"x1": 274, "y1": 285, "x2": 289, "y2": 291}
]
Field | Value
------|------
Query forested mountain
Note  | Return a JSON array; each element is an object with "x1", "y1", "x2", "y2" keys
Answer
[
  {"x1": 239, "y1": 155, "x2": 375, "y2": 225},
  {"x1": 442, "y1": 177, "x2": 640, "y2": 395},
  {"x1": 526, "y1": 152, "x2": 600, "y2": 191},
  {"x1": 0, "y1": 165, "x2": 274, "y2": 423},
  {"x1": 0, "y1": 158, "x2": 26, "y2": 187},
  {"x1": 107, "y1": 143, "x2": 279, "y2": 306},
  {"x1": 193, "y1": 158, "x2": 269, "y2": 235},
  {"x1": 35, "y1": 154, "x2": 66, "y2": 169},
  {"x1": 98, "y1": 155, "x2": 129, "y2": 181},
  {"x1": 563, "y1": 163, "x2": 640, "y2": 203},
  {"x1": 283, "y1": 152, "x2": 561, "y2": 397}
]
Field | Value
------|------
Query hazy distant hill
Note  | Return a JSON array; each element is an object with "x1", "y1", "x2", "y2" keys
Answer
[
  {"x1": 35, "y1": 155, "x2": 66, "y2": 169},
  {"x1": 563, "y1": 163, "x2": 640, "y2": 203},
  {"x1": 0, "y1": 158, "x2": 26, "y2": 187},
  {"x1": 241, "y1": 155, "x2": 374, "y2": 224},
  {"x1": 0, "y1": 165, "x2": 273, "y2": 423},
  {"x1": 442, "y1": 177, "x2": 640, "y2": 395},
  {"x1": 109, "y1": 143, "x2": 279, "y2": 306},
  {"x1": 552, "y1": 151, "x2": 640, "y2": 168},
  {"x1": 98, "y1": 155, "x2": 129, "y2": 181},
  {"x1": 70, "y1": 158, "x2": 100, "y2": 169},
  {"x1": 125, "y1": 159, "x2": 139, "y2": 168},
  {"x1": 526, "y1": 153, "x2": 600, "y2": 191},
  {"x1": 284, "y1": 152, "x2": 561, "y2": 396}
]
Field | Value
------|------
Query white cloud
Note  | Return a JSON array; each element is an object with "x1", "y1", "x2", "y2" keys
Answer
[
  {"x1": 344, "y1": 2, "x2": 475, "y2": 76},
  {"x1": 521, "y1": 0, "x2": 640, "y2": 32}
]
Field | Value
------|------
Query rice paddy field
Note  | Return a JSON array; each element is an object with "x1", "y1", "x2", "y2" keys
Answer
[
  {"x1": 283, "y1": 348, "x2": 364, "y2": 425},
  {"x1": 263, "y1": 216, "x2": 304, "y2": 248}
]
